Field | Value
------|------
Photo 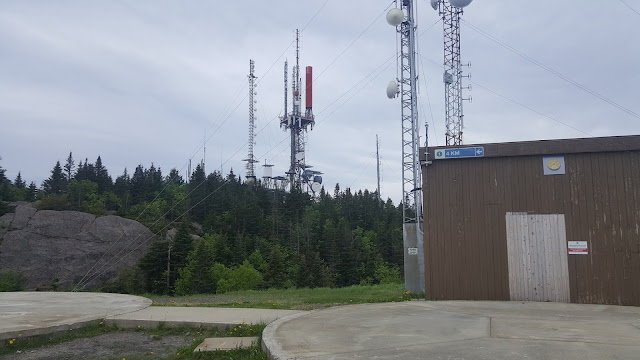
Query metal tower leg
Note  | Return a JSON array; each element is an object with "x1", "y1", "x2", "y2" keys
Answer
[{"x1": 398, "y1": 0, "x2": 425, "y2": 294}]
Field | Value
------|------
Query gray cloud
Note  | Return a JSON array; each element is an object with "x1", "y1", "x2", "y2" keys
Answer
[{"x1": 1, "y1": 0, "x2": 639, "y2": 202}]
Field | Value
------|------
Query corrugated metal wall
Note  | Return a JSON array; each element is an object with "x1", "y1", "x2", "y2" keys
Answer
[
  {"x1": 422, "y1": 149, "x2": 640, "y2": 305},
  {"x1": 506, "y1": 213, "x2": 570, "y2": 303}
]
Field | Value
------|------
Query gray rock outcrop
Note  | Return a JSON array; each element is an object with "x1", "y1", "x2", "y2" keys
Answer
[{"x1": 0, "y1": 203, "x2": 159, "y2": 290}]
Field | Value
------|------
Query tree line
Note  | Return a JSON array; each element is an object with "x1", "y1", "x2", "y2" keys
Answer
[{"x1": 0, "y1": 153, "x2": 404, "y2": 295}]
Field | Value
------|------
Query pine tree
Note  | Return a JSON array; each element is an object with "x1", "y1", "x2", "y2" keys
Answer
[
  {"x1": 188, "y1": 164, "x2": 207, "y2": 222},
  {"x1": 42, "y1": 161, "x2": 67, "y2": 195},
  {"x1": 94, "y1": 156, "x2": 112, "y2": 193},
  {"x1": 63, "y1": 152, "x2": 75, "y2": 181},
  {"x1": 139, "y1": 241, "x2": 170, "y2": 294},
  {"x1": 265, "y1": 245, "x2": 288, "y2": 288},
  {"x1": 14, "y1": 172, "x2": 26, "y2": 189},
  {"x1": 114, "y1": 169, "x2": 130, "y2": 212},
  {"x1": 0, "y1": 159, "x2": 11, "y2": 202},
  {"x1": 167, "y1": 220, "x2": 195, "y2": 291},
  {"x1": 175, "y1": 236, "x2": 216, "y2": 295},
  {"x1": 26, "y1": 182, "x2": 38, "y2": 202},
  {"x1": 0, "y1": 156, "x2": 7, "y2": 185},
  {"x1": 166, "y1": 168, "x2": 184, "y2": 185},
  {"x1": 130, "y1": 165, "x2": 146, "y2": 204}
]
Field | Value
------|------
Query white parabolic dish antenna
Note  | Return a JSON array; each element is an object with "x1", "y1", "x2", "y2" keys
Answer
[
  {"x1": 430, "y1": 0, "x2": 439, "y2": 10},
  {"x1": 386, "y1": 8, "x2": 404, "y2": 26},
  {"x1": 449, "y1": 0, "x2": 473, "y2": 8},
  {"x1": 312, "y1": 182, "x2": 322, "y2": 193},
  {"x1": 386, "y1": 81, "x2": 398, "y2": 99}
]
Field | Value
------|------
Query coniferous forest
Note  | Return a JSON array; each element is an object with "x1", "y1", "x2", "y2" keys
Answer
[{"x1": 0, "y1": 154, "x2": 404, "y2": 295}]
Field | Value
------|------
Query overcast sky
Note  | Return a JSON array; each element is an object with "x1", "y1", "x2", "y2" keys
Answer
[{"x1": 1, "y1": 0, "x2": 639, "y2": 203}]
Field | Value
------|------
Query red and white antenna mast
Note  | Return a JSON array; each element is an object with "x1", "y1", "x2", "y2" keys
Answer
[{"x1": 280, "y1": 29, "x2": 315, "y2": 191}]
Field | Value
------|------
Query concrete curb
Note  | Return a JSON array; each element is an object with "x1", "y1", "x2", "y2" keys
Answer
[
  {"x1": 103, "y1": 318, "x2": 241, "y2": 331},
  {"x1": 262, "y1": 311, "x2": 313, "y2": 360}
]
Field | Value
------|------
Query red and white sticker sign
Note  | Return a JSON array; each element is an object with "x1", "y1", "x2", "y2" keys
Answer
[{"x1": 568, "y1": 241, "x2": 588, "y2": 255}]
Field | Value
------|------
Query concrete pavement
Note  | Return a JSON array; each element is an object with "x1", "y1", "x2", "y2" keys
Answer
[
  {"x1": 0, "y1": 292, "x2": 150, "y2": 341},
  {"x1": 262, "y1": 301, "x2": 640, "y2": 360},
  {"x1": 0, "y1": 292, "x2": 302, "y2": 342}
]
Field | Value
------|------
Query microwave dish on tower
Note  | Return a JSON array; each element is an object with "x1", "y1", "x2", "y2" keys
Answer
[
  {"x1": 386, "y1": 8, "x2": 404, "y2": 26},
  {"x1": 449, "y1": 0, "x2": 473, "y2": 8},
  {"x1": 386, "y1": 81, "x2": 399, "y2": 99}
]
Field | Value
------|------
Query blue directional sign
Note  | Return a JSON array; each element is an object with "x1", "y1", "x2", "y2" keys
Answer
[{"x1": 434, "y1": 147, "x2": 484, "y2": 160}]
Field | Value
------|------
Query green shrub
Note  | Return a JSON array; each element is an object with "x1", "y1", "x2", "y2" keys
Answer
[
  {"x1": 217, "y1": 261, "x2": 263, "y2": 294},
  {"x1": 0, "y1": 270, "x2": 25, "y2": 292},
  {"x1": 374, "y1": 262, "x2": 402, "y2": 285},
  {"x1": 101, "y1": 267, "x2": 146, "y2": 294},
  {"x1": 37, "y1": 194, "x2": 71, "y2": 211}
]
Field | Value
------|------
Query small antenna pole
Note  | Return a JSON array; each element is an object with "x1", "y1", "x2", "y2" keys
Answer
[{"x1": 376, "y1": 134, "x2": 381, "y2": 200}]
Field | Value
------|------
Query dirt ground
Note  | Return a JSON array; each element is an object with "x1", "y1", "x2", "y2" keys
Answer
[{"x1": 0, "y1": 332, "x2": 193, "y2": 360}]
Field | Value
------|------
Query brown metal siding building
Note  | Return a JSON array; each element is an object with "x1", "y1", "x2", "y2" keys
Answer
[{"x1": 420, "y1": 135, "x2": 640, "y2": 305}]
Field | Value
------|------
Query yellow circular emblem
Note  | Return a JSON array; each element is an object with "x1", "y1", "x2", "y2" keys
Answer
[{"x1": 547, "y1": 158, "x2": 561, "y2": 171}]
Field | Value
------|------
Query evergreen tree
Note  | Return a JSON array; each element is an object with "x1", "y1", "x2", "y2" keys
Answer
[
  {"x1": 188, "y1": 164, "x2": 207, "y2": 222},
  {"x1": 63, "y1": 152, "x2": 75, "y2": 181},
  {"x1": 94, "y1": 156, "x2": 112, "y2": 193},
  {"x1": 175, "y1": 236, "x2": 216, "y2": 295},
  {"x1": 0, "y1": 160, "x2": 6, "y2": 184},
  {"x1": 42, "y1": 161, "x2": 67, "y2": 195},
  {"x1": 26, "y1": 182, "x2": 38, "y2": 202},
  {"x1": 265, "y1": 245, "x2": 288, "y2": 288},
  {"x1": 166, "y1": 168, "x2": 184, "y2": 185},
  {"x1": 130, "y1": 165, "x2": 146, "y2": 204},
  {"x1": 167, "y1": 220, "x2": 195, "y2": 290},
  {"x1": 0, "y1": 159, "x2": 11, "y2": 202},
  {"x1": 75, "y1": 158, "x2": 97, "y2": 183},
  {"x1": 114, "y1": 169, "x2": 131, "y2": 212},
  {"x1": 145, "y1": 164, "x2": 163, "y2": 196},
  {"x1": 139, "y1": 241, "x2": 170, "y2": 294},
  {"x1": 14, "y1": 172, "x2": 26, "y2": 189}
]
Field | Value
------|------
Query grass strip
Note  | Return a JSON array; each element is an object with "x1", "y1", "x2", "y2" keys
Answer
[{"x1": 148, "y1": 283, "x2": 421, "y2": 310}]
